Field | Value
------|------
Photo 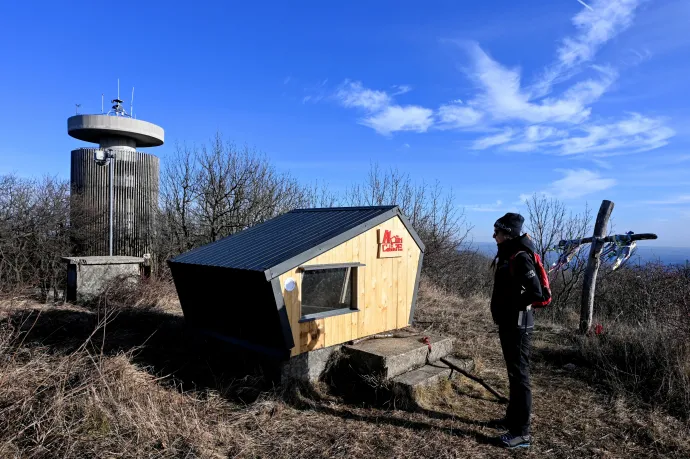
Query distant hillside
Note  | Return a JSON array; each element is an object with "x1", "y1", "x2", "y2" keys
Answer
[{"x1": 469, "y1": 242, "x2": 690, "y2": 266}]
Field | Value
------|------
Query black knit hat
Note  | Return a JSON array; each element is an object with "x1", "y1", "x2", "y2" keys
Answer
[{"x1": 494, "y1": 212, "x2": 524, "y2": 236}]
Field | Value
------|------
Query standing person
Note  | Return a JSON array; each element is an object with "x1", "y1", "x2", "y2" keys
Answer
[{"x1": 489, "y1": 213, "x2": 543, "y2": 449}]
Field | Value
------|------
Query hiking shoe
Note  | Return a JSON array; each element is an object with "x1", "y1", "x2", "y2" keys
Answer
[{"x1": 498, "y1": 433, "x2": 531, "y2": 449}]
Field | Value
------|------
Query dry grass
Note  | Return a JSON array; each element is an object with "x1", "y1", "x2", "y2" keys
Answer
[
  {"x1": 576, "y1": 322, "x2": 690, "y2": 419},
  {"x1": 0, "y1": 278, "x2": 688, "y2": 458},
  {"x1": 91, "y1": 275, "x2": 182, "y2": 313}
]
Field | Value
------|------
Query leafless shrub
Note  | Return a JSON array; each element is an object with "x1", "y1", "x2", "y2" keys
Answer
[
  {"x1": 157, "y1": 135, "x2": 335, "y2": 273},
  {"x1": 578, "y1": 320, "x2": 690, "y2": 419},
  {"x1": 345, "y1": 164, "x2": 481, "y2": 295},
  {"x1": 595, "y1": 262, "x2": 690, "y2": 327},
  {"x1": 524, "y1": 193, "x2": 593, "y2": 320},
  {"x1": 90, "y1": 274, "x2": 180, "y2": 311},
  {"x1": 0, "y1": 174, "x2": 73, "y2": 300}
]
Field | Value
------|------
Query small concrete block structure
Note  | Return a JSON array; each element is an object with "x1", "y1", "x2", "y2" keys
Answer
[
  {"x1": 342, "y1": 333, "x2": 455, "y2": 379},
  {"x1": 63, "y1": 256, "x2": 144, "y2": 302}
]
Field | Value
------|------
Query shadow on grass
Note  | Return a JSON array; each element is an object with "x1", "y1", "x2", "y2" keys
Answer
[
  {"x1": 284, "y1": 383, "x2": 499, "y2": 447},
  {"x1": 2, "y1": 305, "x2": 270, "y2": 404},
  {"x1": 282, "y1": 355, "x2": 503, "y2": 446}
]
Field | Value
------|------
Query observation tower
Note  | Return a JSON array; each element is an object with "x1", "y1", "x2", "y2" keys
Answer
[{"x1": 68, "y1": 93, "x2": 163, "y2": 257}]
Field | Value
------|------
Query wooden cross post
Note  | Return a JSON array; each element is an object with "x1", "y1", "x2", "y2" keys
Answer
[
  {"x1": 561, "y1": 200, "x2": 658, "y2": 334},
  {"x1": 579, "y1": 200, "x2": 614, "y2": 334}
]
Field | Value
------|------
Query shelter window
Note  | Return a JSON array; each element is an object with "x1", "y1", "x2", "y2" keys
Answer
[{"x1": 299, "y1": 264, "x2": 361, "y2": 321}]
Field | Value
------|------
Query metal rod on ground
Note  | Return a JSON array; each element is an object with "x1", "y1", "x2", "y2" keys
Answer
[
  {"x1": 579, "y1": 200, "x2": 614, "y2": 334},
  {"x1": 440, "y1": 357, "x2": 508, "y2": 403}
]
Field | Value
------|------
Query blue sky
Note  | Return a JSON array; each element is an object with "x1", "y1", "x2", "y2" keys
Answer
[{"x1": 1, "y1": 0, "x2": 689, "y2": 246}]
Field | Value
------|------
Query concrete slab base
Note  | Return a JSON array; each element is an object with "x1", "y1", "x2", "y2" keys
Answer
[
  {"x1": 280, "y1": 344, "x2": 342, "y2": 384},
  {"x1": 342, "y1": 333, "x2": 455, "y2": 379},
  {"x1": 277, "y1": 332, "x2": 474, "y2": 412},
  {"x1": 391, "y1": 356, "x2": 474, "y2": 406}
]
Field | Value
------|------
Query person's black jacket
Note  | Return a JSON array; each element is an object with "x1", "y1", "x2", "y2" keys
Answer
[{"x1": 490, "y1": 235, "x2": 543, "y2": 328}]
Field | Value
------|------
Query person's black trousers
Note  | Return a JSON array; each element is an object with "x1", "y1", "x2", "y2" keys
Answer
[{"x1": 499, "y1": 325, "x2": 532, "y2": 436}]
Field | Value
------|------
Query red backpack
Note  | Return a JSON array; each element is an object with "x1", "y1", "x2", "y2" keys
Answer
[{"x1": 509, "y1": 250, "x2": 552, "y2": 308}]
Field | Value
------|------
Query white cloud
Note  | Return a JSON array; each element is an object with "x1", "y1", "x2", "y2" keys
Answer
[
  {"x1": 472, "y1": 129, "x2": 515, "y2": 150},
  {"x1": 336, "y1": 80, "x2": 391, "y2": 111},
  {"x1": 452, "y1": 2, "x2": 673, "y2": 153},
  {"x1": 320, "y1": 0, "x2": 675, "y2": 156},
  {"x1": 643, "y1": 195, "x2": 690, "y2": 205},
  {"x1": 476, "y1": 113, "x2": 674, "y2": 155},
  {"x1": 592, "y1": 158, "x2": 613, "y2": 169},
  {"x1": 334, "y1": 80, "x2": 432, "y2": 135},
  {"x1": 623, "y1": 48, "x2": 652, "y2": 66},
  {"x1": 464, "y1": 44, "x2": 617, "y2": 125},
  {"x1": 361, "y1": 105, "x2": 434, "y2": 135},
  {"x1": 520, "y1": 169, "x2": 616, "y2": 201},
  {"x1": 558, "y1": 113, "x2": 675, "y2": 156},
  {"x1": 518, "y1": 193, "x2": 534, "y2": 204},
  {"x1": 655, "y1": 154, "x2": 690, "y2": 165},
  {"x1": 436, "y1": 103, "x2": 484, "y2": 129},
  {"x1": 502, "y1": 125, "x2": 568, "y2": 152},
  {"x1": 392, "y1": 84, "x2": 412, "y2": 95},
  {"x1": 558, "y1": 0, "x2": 640, "y2": 68},
  {"x1": 528, "y1": 125, "x2": 569, "y2": 142},
  {"x1": 283, "y1": 76, "x2": 291, "y2": 85},
  {"x1": 466, "y1": 200, "x2": 507, "y2": 212},
  {"x1": 302, "y1": 79, "x2": 329, "y2": 104},
  {"x1": 504, "y1": 143, "x2": 541, "y2": 152},
  {"x1": 532, "y1": 0, "x2": 640, "y2": 97},
  {"x1": 549, "y1": 169, "x2": 617, "y2": 199}
]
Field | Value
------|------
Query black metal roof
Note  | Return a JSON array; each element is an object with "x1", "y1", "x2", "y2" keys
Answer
[{"x1": 169, "y1": 205, "x2": 423, "y2": 279}]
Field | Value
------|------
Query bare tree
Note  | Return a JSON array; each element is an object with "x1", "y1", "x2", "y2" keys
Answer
[
  {"x1": 524, "y1": 193, "x2": 593, "y2": 314},
  {"x1": 160, "y1": 142, "x2": 200, "y2": 254},
  {"x1": 345, "y1": 163, "x2": 475, "y2": 293},
  {"x1": 0, "y1": 174, "x2": 73, "y2": 300},
  {"x1": 157, "y1": 133, "x2": 327, "y2": 269},
  {"x1": 302, "y1": 180, "x2": 338, "y2": 209},
  {"x1": 552, "y1": 206, "x2": 593, "y2": 312},
  {"x1": 524, "y1": 193, "x2": 567, "y2": 263}
]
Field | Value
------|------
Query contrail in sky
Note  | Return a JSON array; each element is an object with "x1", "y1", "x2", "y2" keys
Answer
[{"x1": 576, "y1": 0, "x2": 594, "y2": 11}]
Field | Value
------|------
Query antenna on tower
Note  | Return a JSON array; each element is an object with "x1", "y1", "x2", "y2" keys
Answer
[
  {"x1": 130, "y1": 87, "x2": 135, "y2": 118},
  {"x1": 101, "y1": 94, "x2": 104, "y2": 113},
  {"x1": 75, "y1": 103, "x2": 81, "y2": 115},
  {"x1": 109, "y1": 79, "x2": 127, "y2": 117}
]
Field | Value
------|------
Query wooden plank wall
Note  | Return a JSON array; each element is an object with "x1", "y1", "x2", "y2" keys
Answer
[{"x1": 278, "y1": 216, "x2": 421, "y2": 357}]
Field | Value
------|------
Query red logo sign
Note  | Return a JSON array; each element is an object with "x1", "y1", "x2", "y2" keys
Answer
[{"x1": 379, "y1": 229, "x2": 403, "y2": 257}]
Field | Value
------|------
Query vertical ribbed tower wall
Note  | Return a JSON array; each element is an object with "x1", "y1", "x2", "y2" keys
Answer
[{"x1": 70, "y1": 148, "x2": 159, "y2": 257}]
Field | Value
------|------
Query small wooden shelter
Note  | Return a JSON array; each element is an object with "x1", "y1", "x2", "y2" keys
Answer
[{"x1": 169, "y1": 206, "x2": 425, "y2": 359}]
